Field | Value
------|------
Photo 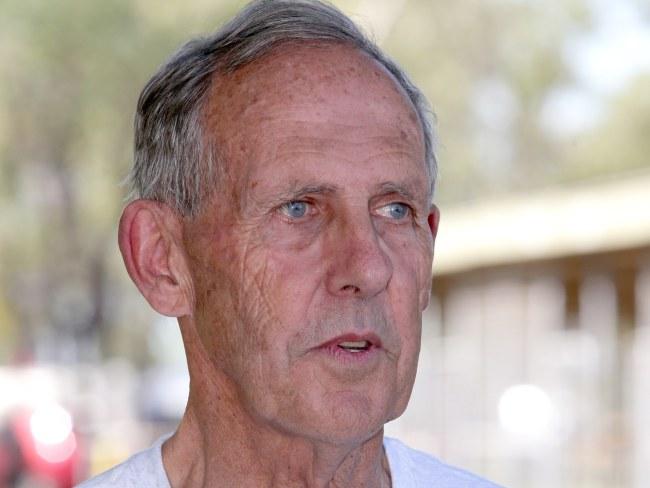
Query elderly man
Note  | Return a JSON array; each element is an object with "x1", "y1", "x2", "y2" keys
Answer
[{"x1": 80, "y1": 1, "x2": 501, "y2": 487}]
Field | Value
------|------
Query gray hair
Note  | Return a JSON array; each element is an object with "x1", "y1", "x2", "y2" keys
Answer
[{"x1": 131, "y1": 0, "x2": 436, "y2": 217}]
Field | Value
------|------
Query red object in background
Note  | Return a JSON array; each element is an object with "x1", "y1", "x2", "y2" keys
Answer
[{"x1": 0, "y1": 408, "x2": 81, "y2": 488}]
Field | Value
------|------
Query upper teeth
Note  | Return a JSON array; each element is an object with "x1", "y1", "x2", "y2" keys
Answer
[{"x1": 339, "y1": 341, "x2": 369, "y2": 349}]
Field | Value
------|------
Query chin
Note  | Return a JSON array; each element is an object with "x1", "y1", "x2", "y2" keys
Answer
[{"x1": 294, "y1": 389, "x2": 399, "y2": 446}]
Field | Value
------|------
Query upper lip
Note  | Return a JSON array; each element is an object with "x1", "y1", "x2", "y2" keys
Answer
[{"x1": 316, "y1": 332, "x2": 383, "y2": 349}]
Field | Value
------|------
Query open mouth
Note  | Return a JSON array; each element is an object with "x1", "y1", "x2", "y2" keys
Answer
[
  {"x1": 337, "y1": 340, "x2": 371, "y2": 353},
  {"x1": 315, "y1": 333, "x2": 382, "y2": 360},
  {"x1": 314, "y1": 334, "x2": 382, "y2": 366}
]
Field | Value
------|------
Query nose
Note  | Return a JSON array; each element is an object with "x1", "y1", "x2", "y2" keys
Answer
[{"x1": 325, "y1": 212, "x2": 393, "y2": 298}]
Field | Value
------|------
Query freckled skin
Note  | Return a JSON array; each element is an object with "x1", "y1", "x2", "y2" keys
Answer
[{"x1": 169, "y1": 43, "x2": 438, "y2": 487}]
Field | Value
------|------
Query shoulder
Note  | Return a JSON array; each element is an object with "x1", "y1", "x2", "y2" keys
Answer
[
  {"x1": 76, "y1": 435, "x2": 171, "y2": 488},
  {"x1": 383, "y1": 437, "x2": 504, "y2": 488}
]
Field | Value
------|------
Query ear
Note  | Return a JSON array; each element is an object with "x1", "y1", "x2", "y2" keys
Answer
[
  {"x1": 420, "y1": 204, "x2": 440, "y2": 311},
  {"x1": 118, "y1": 200, "x2": 193, "y2": 317},
  {"x1": 428, "y1": 204, "x2": 440, "y2": 240}
]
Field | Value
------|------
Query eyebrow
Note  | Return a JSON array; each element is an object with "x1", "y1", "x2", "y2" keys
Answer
[
  {"x1": 261, "y1": 183, "x2": 340, "y2": 206},
  {"x1": 374, "y1": 181, "x2": 422, "y2": 202},
  {"x1": 287, "y1": 183, "x2": 339, "y2": 198}
]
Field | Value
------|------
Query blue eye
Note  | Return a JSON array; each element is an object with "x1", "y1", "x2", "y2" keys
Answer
[
  {"x1": 386, "y1": 202, "x2": 409, "y2": 220},
  {"x1": 282, "y1": 200, "x2": 309, "y2": 219}
]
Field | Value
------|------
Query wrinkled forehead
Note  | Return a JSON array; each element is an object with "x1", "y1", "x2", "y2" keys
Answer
[{"x1": 202, "y1": 42, "x2": 424, "y2": 162}]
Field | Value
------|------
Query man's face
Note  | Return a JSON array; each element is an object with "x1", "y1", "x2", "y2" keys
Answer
[{"x1": 183, "y1": 44, "x2": 437, "y2": 444}]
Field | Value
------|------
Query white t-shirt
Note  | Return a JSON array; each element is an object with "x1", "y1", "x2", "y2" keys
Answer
[{"x1": 77, "y1": 435, "x2": 503, "y2": 487}]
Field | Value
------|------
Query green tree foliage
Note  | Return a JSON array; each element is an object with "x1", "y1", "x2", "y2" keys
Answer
[
  {"x1": 561, "y1": 74, "x2": 650, "y2": 180},
  {"x1": 0, "y1": 0, "x2": 236, "y2": 362}
]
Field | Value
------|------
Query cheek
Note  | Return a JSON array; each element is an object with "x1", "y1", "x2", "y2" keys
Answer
[
  {"x1": 191, "y1": 262, "x2": 243, "y2": 375},
  {"x1": 387, "y1": 232, "x2": 433, "y2": 303},
  {"x1": 260, "y1": 214, "x2": 325, "y2": 252},
  {"x1": 405, "y1": 233, "x2": 434, "y2": 311},
  {"x1": 418, "y1": 265, "x2": 433, "y2": 311},
  {"x1": 233, "y1": 243, "x2": 323, "y2": 358},
  {"x1": 187, "y1": 235, "x2": 277, "y2": 371},
  {"x1": 258, "y1": 253, "x2": 322, "y2": 352},
  {"x1": 385, "y1": 236, "x2": 429, "y2": 364},
  {"x1": 259, "y1": 233, "x2": 327, "y2": 302}
]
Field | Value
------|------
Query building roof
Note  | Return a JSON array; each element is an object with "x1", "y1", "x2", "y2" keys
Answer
[{"x1": 434, "y1": 170, "x2": 650, "y2": 274}]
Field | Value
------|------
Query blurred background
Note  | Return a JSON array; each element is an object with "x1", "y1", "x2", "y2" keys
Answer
[{"x1": 0, "y1": 0, "x2": 648, "y2": 486}]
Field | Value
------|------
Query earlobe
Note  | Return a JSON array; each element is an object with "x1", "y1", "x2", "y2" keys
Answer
[
  {"x1": 420, "y1": 204, "x2": 440, "y2": 310},
  {"x1": 118, "y1": 200, "x2": 192, "y2": 317}
]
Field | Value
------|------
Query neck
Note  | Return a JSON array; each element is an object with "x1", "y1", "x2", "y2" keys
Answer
[{"x1": 162, "y1": 322, "x2": 391, "y2": 488}]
